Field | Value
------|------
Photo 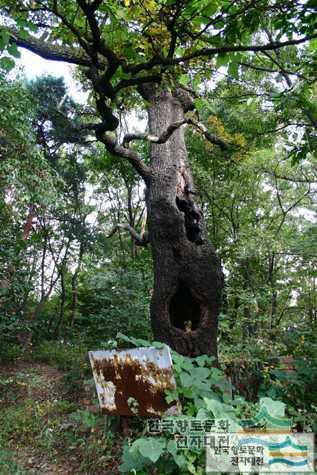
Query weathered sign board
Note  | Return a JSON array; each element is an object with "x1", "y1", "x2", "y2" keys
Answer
[{"x1": 89, "y1": 346, "x2": 181, "y2": 417}]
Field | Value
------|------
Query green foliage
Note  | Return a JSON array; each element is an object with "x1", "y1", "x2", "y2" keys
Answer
[
  {"x1": 118, "y1": 334, "x2": 260, "y2": 474},
  {"x1": 30, "y1": 339, "x2": 87, "y2": 371},
  {"x1": 28, "y1": 75, "x2": 86, "y2": 147},
  {"x1": 0, "y1": 450, "x2": 25, "y2": 475},
  {"x1": 0, "y1": 398, "x2": 74, "y2": 448},
  {"x1": 96, "y1": 334, "x2": 239, "y2": 473},
  {"x1": 259, "y1": 324, "x2": 317, "y2": 431},
  {"x1": 0, "y1": 342, "x2": 23, "y2": 364},
  {"x1": 117, "y1": 335, "x2": 299, "y2": 474},
  {"x1": 75, "y1": 260, "x2": 152, "y2": 345},
  {"x1": 0, "y1": 1, "x2": 315, "y2": 349}
]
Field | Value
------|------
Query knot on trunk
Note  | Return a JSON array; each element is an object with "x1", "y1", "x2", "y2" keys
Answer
[{"x1": 173, "y1": 88, "x2": 195, "y2": 112}]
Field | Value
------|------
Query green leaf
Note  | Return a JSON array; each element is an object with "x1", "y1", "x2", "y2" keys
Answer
[
  {"x1": 259, "y1": 397, "x2": 286, "y2": 419},
  {"x1": 0, "y1": 56, "x2": 15, "y2": 71},
  {"x1": 194, "y1": 97, "x2": 210, "y2": 113},
  {"x1": 18, "y1": 28, "x2": 29, "y2": 40},
  {"x1": 195, "y1": 355, "x2": 215, "y2": 366},
  {"x1": 216, "y1": 53, "x2": 229, "y2": 68},
  {"x1": 179, "y1": 74, "x2": 189, "y2": 86},
  {"x1": 204, "y1": 398, "x2": 240, "y2": 430},
  {"x1": 174, "y1": 453, "x2": 187, "y2": 468},
  {"x1": 180, "y1": 371, "x2": 193, "y2": 387},
  {"x1": 0, "y1": 29, "x2": 9, "y2": 50},
  {"x1": 116, "y1": 332, "x2": 150, "y2": 347},
  {"x1": 192, "y1": 367, "x2": 211, "y2": 380},
  {"x1": 167, "y1": 439, "x2": 177, "y2": 456},
  {"x1": 120, "y1": 443, "x2": 148, "y2": 472},
  {"x1": 7, "y1": 43, "x2": 21, "y2": 59},
  {"x1": 135, "y1": 437, "x2": 166, "y2": 463},
  {"x1": 203, "y1": 2, "x2": 218, "y2": 17},
  {"x1": 165, "y1": 389, "x2": 179, "y2": 403},
  {"x1": 28, "y1": 22, "x2": 38, "y2": 33},
  {"x1": 228, "y1": 61, "x2": 239, "y2": 78},
  {"x1": 187, "y1": 461, "x2": 197, "y2": 474},
  {"x1": 180, "y1": 359, "x2": 194, "y2": 371}
]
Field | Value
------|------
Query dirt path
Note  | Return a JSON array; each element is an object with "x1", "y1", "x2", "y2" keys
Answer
[
  {"x1": 0, "y1": 362, "x2": 64, "y2": 401},
  {"x1": 0, "y1": 362, "x2": 72, "y2": 474},
  {"x1": 0, "y1": 360, "x2": 121, "y2": 474}
]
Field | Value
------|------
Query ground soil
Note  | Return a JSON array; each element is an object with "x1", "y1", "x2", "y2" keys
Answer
[{"x1": 0, "y1": 361, "x2": 122, "y2": 474}]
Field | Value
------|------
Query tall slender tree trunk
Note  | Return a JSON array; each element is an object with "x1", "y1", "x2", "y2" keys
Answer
[
  {"x1": 70, "y1": 243, "x2": 84, "y2": 326},
  {"x1": 268, "y1": 252, "x2": 277, "y2": 329},
  {"x1": 54, "y1": 267, "x2": 66, "y2": 337},
  {"x1": 144, "y1": 87, "x2": 223, "y2": 357}
]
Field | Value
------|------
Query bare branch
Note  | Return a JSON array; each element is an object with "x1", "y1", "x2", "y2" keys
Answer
[
  {"x1": 273, "y1": 173, "x2": 311, "y2": 235},
  {"x1": 261, "y1": 169, "x2": 317, "y2": 183},
  {"x1": 122, "y1": 120, "x2": 187, "y2": 146},
  {"x1": 100, "y1": 132, "x2": 152, "y2": 181},
  {"x1": 122, "y1": 118, "x2": 230, "y2": 150},
  {"x1": 188, "y1": 119, "x2": 229, "y2": 150},
  {"x1": 107, "y1": 223, "x2": 149, "y2": 246}
]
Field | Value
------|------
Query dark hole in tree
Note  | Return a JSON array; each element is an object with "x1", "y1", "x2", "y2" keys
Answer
[
  {"x1": 175, "y1": 197, "x2": 203, "y2": 245},
  {"x1": 169, "y1": 285, "x2": 201, "y2": 331}
]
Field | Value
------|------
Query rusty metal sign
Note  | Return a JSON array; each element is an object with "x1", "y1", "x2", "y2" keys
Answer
[{"x1": 89, "y1": 346, "x2": 181, "y2": 417}]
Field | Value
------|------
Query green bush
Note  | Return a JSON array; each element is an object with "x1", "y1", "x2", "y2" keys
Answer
[
  {"x1": 30, "y1": 340, "x2": 87, "y2": 371},
  {"x1": 0, "y1": 342, "x2": 23, "y2": 364}
]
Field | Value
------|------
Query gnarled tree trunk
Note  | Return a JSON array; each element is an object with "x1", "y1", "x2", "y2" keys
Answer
[{"x1": 144, "y1": 87, "x2": 223, "y2": 358}]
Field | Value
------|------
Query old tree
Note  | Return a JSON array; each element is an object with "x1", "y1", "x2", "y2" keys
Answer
[{"x1": 1, "y1": 0, "x2": 316, "y2": 357}]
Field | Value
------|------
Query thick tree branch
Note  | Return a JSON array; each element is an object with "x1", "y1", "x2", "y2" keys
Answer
[
  {"x1": 122, "y1": 118, "x2": 229, "y2": 150},
  {"x1": 107, "y1": 223, "x2": 149, "y2": 246},
  {"x1": 76, "y1": 0, "x2": 118, "y2": 64},
  {"x1": 114, "y1": 75, "x2": 162, "y2": 93},
  {"x1": 99, "y1": 132, "x2": 152, "y2": 181},
  {"x1": 8, "y1": 27, "x2": 93, "y2": 67},
  {"x1": 124, "y1": 34, "x2": 317, "y2": 74},
  {"x1": 122, "y1": 120, "x2": 187, "y2": 146},
  {"x1": 189, "y1": 119, "x2": 229, "y2": 150}
]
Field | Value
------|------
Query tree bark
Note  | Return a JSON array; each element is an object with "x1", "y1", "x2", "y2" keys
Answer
[
  {"x1": 70, "y1": 242, "x2": 84, "y2": 326},
  {"x1": 143, "y1": 87, "x2": 223, "y2": 357},
  {"x1": 53, "y1": 267, "x2": 66, "y2": 337}
]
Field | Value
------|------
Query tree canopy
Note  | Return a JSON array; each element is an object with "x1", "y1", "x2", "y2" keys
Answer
[{"x1": 0, "y1": 0, "x2": 316, "y2": 167}]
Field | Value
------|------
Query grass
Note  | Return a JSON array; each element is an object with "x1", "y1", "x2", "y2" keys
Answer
[
  {"x1": 0, "y1": 450, "x2": 26, "y2": 475},
  {"x1": 29, "y1": 339, "x2": 88, "y2": 371}
]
